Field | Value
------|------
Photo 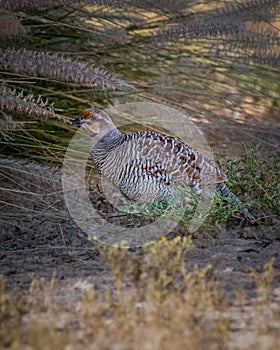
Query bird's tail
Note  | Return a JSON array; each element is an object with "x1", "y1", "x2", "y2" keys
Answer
[{"x1": 216, "y1": 183, "x2": 256, "y2": 224}]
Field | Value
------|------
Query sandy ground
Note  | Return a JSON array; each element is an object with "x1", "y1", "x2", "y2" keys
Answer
[{"x1": 1, "y1": 219, "x2": 280, "y2": 294}]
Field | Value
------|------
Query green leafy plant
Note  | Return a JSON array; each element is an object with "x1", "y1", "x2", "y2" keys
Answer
[{"x1": 222, "y1": 144, "x2": 279, "y2": 217}]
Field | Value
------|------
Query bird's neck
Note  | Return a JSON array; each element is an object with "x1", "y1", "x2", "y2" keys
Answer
[{"x1": 91, "y1": 128, "x2": 125, "y2": 171}]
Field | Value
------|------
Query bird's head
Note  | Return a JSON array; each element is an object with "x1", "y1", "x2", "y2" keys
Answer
[{"x1": 72, "y1": 107, "x2": 116, "y2": 136}]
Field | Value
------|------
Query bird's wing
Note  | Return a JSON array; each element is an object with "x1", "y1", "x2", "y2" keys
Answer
[{"x1": 126, "y1": 131, "x2": 227, "y2": 187}]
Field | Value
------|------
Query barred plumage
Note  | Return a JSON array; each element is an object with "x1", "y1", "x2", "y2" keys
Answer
[{"x1": 72, "y1": 107, "x2": 255, "y2": 223}]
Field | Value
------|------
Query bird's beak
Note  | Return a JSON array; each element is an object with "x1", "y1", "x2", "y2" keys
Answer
[{"x1": 72, "y1": 116, "x2": 83, "y2": 126}]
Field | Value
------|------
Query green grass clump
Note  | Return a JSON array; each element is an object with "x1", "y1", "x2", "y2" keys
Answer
[
  {"x1": 225, "y1": 144, "x2": 279, "y2": 217},
  {"x1": 203, "y1": 144, "x2": 279, "y2": 231}
]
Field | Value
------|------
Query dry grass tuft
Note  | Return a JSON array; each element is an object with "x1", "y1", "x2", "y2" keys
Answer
[
  {"x1": 0, "y1": 243, "x2": 279, "y2": 350},
  {"x1": 0, "y1": 84, "x2": 56, "y2": 119},
  {"x1": 0, "y1": 48, "x2": 134, "y2": 90}
]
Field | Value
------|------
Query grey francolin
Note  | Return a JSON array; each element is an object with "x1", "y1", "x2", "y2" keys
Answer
[{"x1": 72, "y1": 107, "x2": 255, "y2": 223}]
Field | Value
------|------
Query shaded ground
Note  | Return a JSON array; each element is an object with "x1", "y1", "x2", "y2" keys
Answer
[{"x1": 1, "y1": 196, "x2": 279, "y2": 296}]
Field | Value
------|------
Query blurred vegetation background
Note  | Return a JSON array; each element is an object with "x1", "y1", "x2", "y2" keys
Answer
[{"x1": 0, "y1": 0, "x2": 279, "y2": 226}]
